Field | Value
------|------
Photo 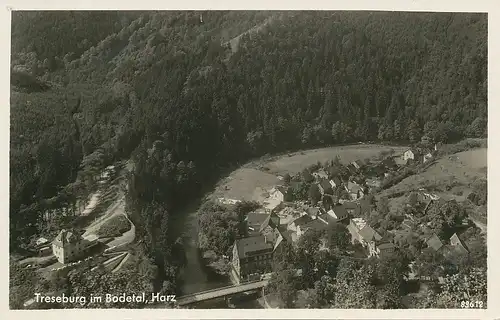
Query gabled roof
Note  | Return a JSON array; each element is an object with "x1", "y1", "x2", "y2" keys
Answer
[
  {"x1": 259, "y1": 213, "x2": 280, "y2": 233},
  {"x1": 352, "y1": 159, "x2": 364, "y2": 167},
  {"x1": 329, "y1": 205, "x2": 348, "y2": 220},
  {"x1": 235, "y1": 236, "x2": 273, "y2": 259},
  {"x1": 318, "y1": 213, "x2": 337, "y2": 224},
  {"x1": 247, "y1": 212, "x2": 269, "y2": 226},
  {"x1": 450, "y1": 233, "x2": 469, "y2": 254},
  {"x1": 358, "y1": 225, "x2": 382, "y2": 242},
  {"x1": 292, "y1": 215, "x2": 313, "y2": 227},
  {"x1": 306, "y1": 207, "x2": 321, "y2": 217},
  {"x1": 347, "y1": 181, "x2": 363, "y2": 193},
  {"x1": 318, "y1": 179, "x2": 333, "y2": 191},
  {"x1": 52, "y1": 229, "x2": 81, "y2": 247},
  {"x1": 426, "y1": 234, "x2": 444, "y2": 251},
  {"x1": 276, "y1": 186, "x2": 287, "y2": 194},
  {"x1": 273, "y1": 228, "x2": 292, "y2": 251},
  {"x1": 330, "y1": 176, "x2": 342, "y2": 186}
]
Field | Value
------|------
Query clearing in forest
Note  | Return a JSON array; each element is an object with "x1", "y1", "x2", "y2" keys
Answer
[{"x1": 211, "y1": 144, "x2": 406, "y2": 203}]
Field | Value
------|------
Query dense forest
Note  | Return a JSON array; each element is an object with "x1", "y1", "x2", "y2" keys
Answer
[{"x1": 10, "y1": 11, "x2": 487, "y2": 307}]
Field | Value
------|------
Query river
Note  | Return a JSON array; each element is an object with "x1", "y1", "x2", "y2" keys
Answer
[{"x1": 170, "y1": 200, "x2": 263, "y2": 308}]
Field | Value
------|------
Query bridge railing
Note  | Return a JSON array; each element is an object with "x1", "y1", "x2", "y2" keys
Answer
[{"x1": 177, "y1": 279, "x2": 268, "y2": 301}]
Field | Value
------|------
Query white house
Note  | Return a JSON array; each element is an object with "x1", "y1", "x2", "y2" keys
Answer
[
  {"x1": 402, "y1": 149, "x2": 420, "y2": 161},
  {"x1": 423, "y1": 152, "x2": 433, "y2": 163},
  {"x1": 269, "y1": 187, "x2": 287, "y2": 203},
  {"x1": 52, "y1": 229, "x2": 98, "y2": 264}
]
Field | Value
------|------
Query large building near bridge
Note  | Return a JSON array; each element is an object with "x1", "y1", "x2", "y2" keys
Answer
[{"x1": 231, "y1": 235, "x2": 273, "y2": 284}]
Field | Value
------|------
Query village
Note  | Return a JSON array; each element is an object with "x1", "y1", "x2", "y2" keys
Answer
[{"x1": 227, "y1": 142, "x2": 485, "y2": 293}]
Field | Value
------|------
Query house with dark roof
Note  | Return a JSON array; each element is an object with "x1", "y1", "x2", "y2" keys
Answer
[
  {"x1": 246, "y1": 211, "x2": 269, "y2": 236},
  {"x1": 345, "y1": 181, "x2": 365, "y2": 200},
  {"x1": 351, "y1": 159, "x2": 365, "y2": 170},
  {"x1": 317, "y1": 213, "x2": 337, "y2": 225},
  {"x1": 329, "y1": 176, "x2": 342, "y2": 189},
  {"x1": 347, "y1": 218, "x2": 394, "y2": 258},
  {"x1": 288, "y1": 215, "x2": 313, "y2": 232},
  {"x1": 377, "y1": 242, "x2": 396, "y2": 257},
  {"x1": 259, "y1": 212, "x2": 280, "y2": 233},
  {"x1": 327, "y1": 205, "x2": 349, "y2": 221},
  {"x1": 317, "y1": 179, "x2": 333, "y2": 195},
  {"x1": 231, "y1": 236, "x2": 274, "y2": 284},
  {"x1": 426, "y1": 234, "x2": 444, "y2": 252},
  {"x1": 348, "y1": 218, "x2": 382, "y2": 250},
  {"x1": 321, "y1": 194, "x2": 338, "y2": 210},
  {"x1": 257, "y1": 212, "x2": 281, "y2": 245}
]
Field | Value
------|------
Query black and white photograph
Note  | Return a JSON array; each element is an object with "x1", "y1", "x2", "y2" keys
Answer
[{"x1": 7, "y1": 5, "x2": 491, "y2": 315}]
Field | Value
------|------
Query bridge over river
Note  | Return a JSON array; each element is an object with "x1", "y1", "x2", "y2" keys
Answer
[{"x1": 176, "y1": 280, "x2": 269, "y2": 306}]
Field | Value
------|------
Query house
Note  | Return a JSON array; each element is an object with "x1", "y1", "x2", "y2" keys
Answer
[
  {"x1": 449, "y1": 233, "x2": 469, "y2": 255},
  {"x1": 321, "y1": 194, "x2": 338, "y2": 210},
  {"x1": 329, "y1": 176, "x2": 342, "y2": 189},
  {"x1": 288, "y1": 215, "x2": 313, "y2": 232},
  {"x1": 402, "y1": 149, "x2": 421, "y2": 162},
  {"x1": 317, "y1": 179, "x2": 333, "y2": 195},
  {"x1": 377, "y1": 242, "x2": 396, "y2": 257},
  {"x1": 246, "y1": 211, "x2": 270, "y2": 236},
  {"x1": 270, "y1": 186, "x2": 288, "y2": 203},
  {"x1": 348, "y1": 218, "x2": 382, "y2": 247},
  {"x1": 36, "y1": 237, "x2": 49, "y2": 247},
  {"x1": 426, "y1": 234, "x2": 444, "y2": 252},
  {"x1": 326, "y1": 165, "x2": 342, "y2": 178},
  {"x1": 342, "y1": 201, "x2": 361, "y2": 217},
  {"x1": 296, "y1": 219, "x2": 329, "y2": 239},
  {"x1": 304, "y1": 207, "x2": 322, "y2": 218},
  {"x1": 273, "y1": 228, "x2": 293, "y2": 253},
  {"x1": 258, "y1": 212, "x2": 281, "y2": 243},
  {"x1": 345, "y1": 181, "x2": 364, "y2": 200},
  {"x1": 52, "y1": 229, "x2": 97, "y2": 264},
  {"x1": 231, "y1": 236, "x2": 274, "y2": 284},
  {"x1": 317, "y1": 213, "x2": 336, "y2": 225},
  {"x1": 351, "y1": 160, "x2": 364, "y2": 170},
  {"x1": 423, "y1": 152, "x2": 433, "y2": 163},
  {"x1": 347, "y1": 163, "x2": 358, "y2": 173},
  {"x1": 312, "y1": 170, "x2": 329, "y2": 180},
  {"x1": 327, "y1": 204, "x2": 349, "y2": 221}
]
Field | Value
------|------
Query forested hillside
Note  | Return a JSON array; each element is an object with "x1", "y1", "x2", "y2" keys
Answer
[{"x1": 10, "y1": 11, "x2": 487, "y2": 305}]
